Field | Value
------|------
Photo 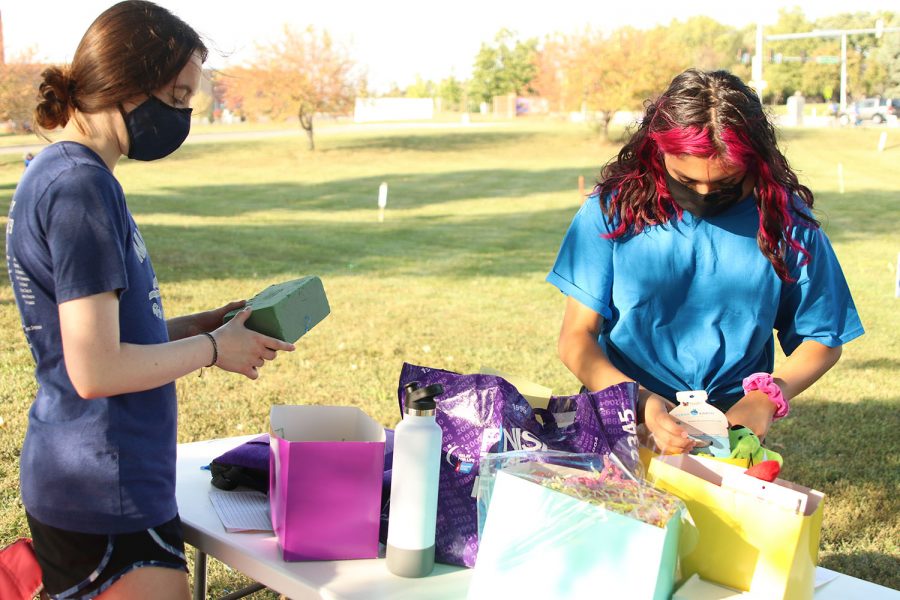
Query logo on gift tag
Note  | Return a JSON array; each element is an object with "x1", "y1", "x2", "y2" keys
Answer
[{"x1": 671, "y1": 390, "x2": 730, "y2": 458}]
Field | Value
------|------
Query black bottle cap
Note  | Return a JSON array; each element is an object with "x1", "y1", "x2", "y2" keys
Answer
[{"x1": 404, "y1": 381, "x2": 444, "y2": 411}]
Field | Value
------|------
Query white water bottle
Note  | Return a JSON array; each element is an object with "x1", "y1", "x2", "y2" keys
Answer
[{"x1": 386, "y1": 381, "x2": 443, "y2": 577}]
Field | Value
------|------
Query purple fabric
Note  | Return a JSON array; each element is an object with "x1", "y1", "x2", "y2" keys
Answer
[
  {"x1": 397, "y1": 363, "x2": 638, "y2": 568},
  {"x1": 212, "y1": 434, "x2": 270, "y2": 470}
]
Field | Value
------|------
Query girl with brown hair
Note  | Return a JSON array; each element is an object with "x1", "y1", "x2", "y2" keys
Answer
[{"x1": 6, "y1": 2, "x2": 294, "y2": 597}]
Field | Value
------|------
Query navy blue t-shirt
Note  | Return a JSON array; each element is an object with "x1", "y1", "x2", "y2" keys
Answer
[{"x1": 6, "y1": 142, "x2": 177, "y2": 534}]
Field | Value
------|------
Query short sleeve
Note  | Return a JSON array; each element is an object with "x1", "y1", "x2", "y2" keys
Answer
[
  {"x1": 545, "y1": 195, "x2": 616, "y2": 319},
  {"x1": 43, "y1": 167, "x2": 129, "y2": 304},
  {"x1": 775, "y1": 226, "x2": 864, "y2": 355}
]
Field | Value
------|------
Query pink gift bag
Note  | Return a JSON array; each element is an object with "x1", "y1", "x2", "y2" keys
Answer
[{"x1": 269, "y1": 405, "x2": 386, "y2": 561}]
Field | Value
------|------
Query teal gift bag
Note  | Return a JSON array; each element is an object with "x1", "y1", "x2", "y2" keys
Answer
[{"x1": 469, "y1": 463, "x2": 684, "y2": 600}]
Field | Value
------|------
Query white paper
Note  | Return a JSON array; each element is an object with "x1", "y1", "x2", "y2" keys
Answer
[{"x1": 208, "y1": 490, "x2": 273, "y2": 533}]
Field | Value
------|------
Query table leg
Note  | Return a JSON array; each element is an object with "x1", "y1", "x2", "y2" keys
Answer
[
  {"x1": 193, "y1": 548, "x2": 208, "y2": 600},
  {"x1": 218, "y1": 582, "x2": 266, "y2": 600}
]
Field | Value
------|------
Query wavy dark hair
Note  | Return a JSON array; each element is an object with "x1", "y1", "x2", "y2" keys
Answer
[
  {"x1": 597, "y1": 68, "x2": 817, "y2": 281},
  {"x1": 34, "y1": 0, "x2": 207, "y2": 134}
]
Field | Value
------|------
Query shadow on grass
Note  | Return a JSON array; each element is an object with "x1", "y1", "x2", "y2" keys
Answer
[
  {"x1": 773, "y1": 396, "x2": 900, "y2": 489},
  {"x1": 819, "y1": 552, "x2": 900, "y2": 591},
  {"x1": 771, "y1": 397, "x2": 899, "y2": 590},
  {"x1": 808, "y1": 189, "x2": 898, "y2": 242},
  {"x1": 328, "y1": 131, "x2": 540, "y2": 153},
  {"x1": 166, "y1": 129, "x2": 541, "y2": 161},
  {"x1": 139, "y1": 202, "x2": 582, "y2": 284},
  {"x1": 841, "y1": 357, "x2": 900, "y2": 371},
  {"x1": 124, "y1": 166, "x2": 590, "y2": 216}
]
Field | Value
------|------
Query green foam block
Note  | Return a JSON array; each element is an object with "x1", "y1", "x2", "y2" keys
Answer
[{"x1": 223, "y1": 276, "x2": 330, "y2": 343}]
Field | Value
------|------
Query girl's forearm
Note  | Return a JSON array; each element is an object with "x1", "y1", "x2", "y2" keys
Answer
[
  {"x1": 772, "y1": 340, "x2": 842, "y2": 401},
  {"x1": 559, "y1": 330, "x2": 631, "y2": 392},
  {"x1": 67, "y1": 335, "x2": 215, "y2": 399}
]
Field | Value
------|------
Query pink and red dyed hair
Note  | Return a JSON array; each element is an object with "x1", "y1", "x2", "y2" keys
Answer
[{"x1": 597, "y1": 69, "x2": 817, "y2": 281}]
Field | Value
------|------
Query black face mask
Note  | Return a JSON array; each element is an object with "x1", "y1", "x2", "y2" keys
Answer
[
  {"x1": 123, "y1": 95, "x2": 192, "y2": 161},
  {"x1": 664, "y1": 169, "x2": 747, "y2": 218}
]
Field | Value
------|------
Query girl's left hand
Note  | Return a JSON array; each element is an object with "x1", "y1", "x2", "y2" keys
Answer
[{"x1": 725, "y1": 391, "x2": 777, "y2": 439}]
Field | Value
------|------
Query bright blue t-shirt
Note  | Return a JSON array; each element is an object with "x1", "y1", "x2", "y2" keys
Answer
[
  {"x1": 546, "y1": 193, "x2": 864, "y2": 410},
  {"x1": 6, "y1": 142, "x2": 177, "y2": 534}
]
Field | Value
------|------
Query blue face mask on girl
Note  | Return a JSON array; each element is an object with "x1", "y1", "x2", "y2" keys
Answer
[{"x1": 123, "y1": 95, "x2": 192, "y2": 161}]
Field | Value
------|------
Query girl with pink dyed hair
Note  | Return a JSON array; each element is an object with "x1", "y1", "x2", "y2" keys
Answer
[{"x1": 546, "y1": 69, "x2": 863, "y2": 454}]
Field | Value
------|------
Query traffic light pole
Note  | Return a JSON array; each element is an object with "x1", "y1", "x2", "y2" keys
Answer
[{"x1": 756, "y1": 22, "x2": 900, "y2": 112}]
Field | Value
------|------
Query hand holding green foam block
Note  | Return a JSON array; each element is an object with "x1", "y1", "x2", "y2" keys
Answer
[{"x1": 223, "y1": 276, "x2": 330, "y2": 343}]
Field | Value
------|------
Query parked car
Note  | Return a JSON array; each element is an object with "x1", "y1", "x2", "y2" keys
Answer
[{"x1": 839, "y1": 97, "x2": 899, "y2": 125}]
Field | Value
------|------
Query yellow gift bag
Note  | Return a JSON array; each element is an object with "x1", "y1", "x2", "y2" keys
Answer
[{"x1": 648, "y1": 454, "x2": 824, "y2": 600}]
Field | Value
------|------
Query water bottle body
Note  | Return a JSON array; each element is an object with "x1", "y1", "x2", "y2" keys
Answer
[{"x1": 386, "y1": 413, "x2": 442, "y2": 577}]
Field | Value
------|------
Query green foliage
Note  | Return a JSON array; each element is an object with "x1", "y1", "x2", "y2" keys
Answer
[
  {"x1": 0, "y1": 115, "x2": 898, "y2": 596},
  {"x1": 876, "y1": 18, "x2": 900, "y2": 95},
  {"x1": 404, "y1": 75, "x2": 435, "y2": 99},
  {"x1": 437, "y1": 76, "x2": 466, "y2": 112},
  {"x1": 665, "y1": 16, "x2": 744, "y2": 71},
  {"x1": 470, "y1": 29, "x2": 538, "y2": 104}
]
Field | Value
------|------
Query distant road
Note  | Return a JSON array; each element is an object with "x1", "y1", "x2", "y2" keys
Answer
[{"x1": 0, "y1": 121, "x2": 505, "y2": 156}]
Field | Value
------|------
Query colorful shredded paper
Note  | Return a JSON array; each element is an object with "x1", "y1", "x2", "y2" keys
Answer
[{"x1": 533, "y1": 456, "x2": 681, "y2": 528}]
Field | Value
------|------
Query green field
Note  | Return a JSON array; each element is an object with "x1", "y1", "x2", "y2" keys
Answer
[{"x1": 1, "y1": 121, "x2": 898, "y2": 596}]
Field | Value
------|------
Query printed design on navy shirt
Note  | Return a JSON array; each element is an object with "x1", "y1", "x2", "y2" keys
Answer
[
  {"x1": 5, "y1": 199, "x2": 13, "y2": 237},
  {"x1": 131, "y1": 224, "x2": 163, "y2": 320},
  {"x1": 149, "y1": 275, "x2": 163, "y2": 320},
  {"x1": 6, "y1": 199, "x2": 42, "y2": 341},
  {"x1": 133, "y1": 226, "x2": 148, "y2": 263}
]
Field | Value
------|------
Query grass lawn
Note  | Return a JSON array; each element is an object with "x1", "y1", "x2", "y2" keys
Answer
[{"x1": 1, "y1": 121, "x2": 897, "y2": 595}]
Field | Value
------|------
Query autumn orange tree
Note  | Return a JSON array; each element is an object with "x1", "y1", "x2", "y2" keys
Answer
[
  {"x1": 225, "y1": 25, "x2": 360, "y2": 150},
  {"x1": 534, "y1": 27, "x2": 686, "y2": 139},
  {"x1": 0, "y1": 51, "x2": 44, "y2": 132},
  {"x1": 587, "y1": 26, "x2": 686, "y2": 138}
]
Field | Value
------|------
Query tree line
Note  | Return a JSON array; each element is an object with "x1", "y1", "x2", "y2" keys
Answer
[{"x1": 2, "y1": 8, "x2": 897, "y2": 147}]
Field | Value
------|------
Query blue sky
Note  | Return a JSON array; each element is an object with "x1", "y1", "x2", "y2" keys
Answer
[{"x1": 2, "y1": 0, "x2": 895, "y2": 91}]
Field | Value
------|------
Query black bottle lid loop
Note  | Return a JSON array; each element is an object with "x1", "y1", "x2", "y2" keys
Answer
[{"x1": 404, "y1": 381, "x2": 444, "y2": 411}]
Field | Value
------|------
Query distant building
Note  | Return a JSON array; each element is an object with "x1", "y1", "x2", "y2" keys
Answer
[{"x1": 354, "y1": 98, "x2": 434, "y2": 123}]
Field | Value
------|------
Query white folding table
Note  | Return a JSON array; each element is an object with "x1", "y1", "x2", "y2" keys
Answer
[{"x1": 176, "y1": 436, "x2": 899, "y2": 599}]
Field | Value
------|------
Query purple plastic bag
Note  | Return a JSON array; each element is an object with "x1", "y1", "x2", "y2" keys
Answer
[
  {"x1": 590, "y1": 384, "x2": 640, "y2": 471},
  {"x1": 396, "y1": 363, "x2": 638, "y2": 568}
]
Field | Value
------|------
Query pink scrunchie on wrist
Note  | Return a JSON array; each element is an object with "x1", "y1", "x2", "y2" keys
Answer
[{"x1": 742, "y1": 372, "x2": 789, "y2": 419}]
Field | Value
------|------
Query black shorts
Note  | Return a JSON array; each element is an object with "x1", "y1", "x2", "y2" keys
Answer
[{"x1": 26, "y1": 512, "x2": 188, "y2": 600}]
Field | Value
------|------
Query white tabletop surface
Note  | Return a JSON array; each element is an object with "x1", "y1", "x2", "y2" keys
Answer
[{"x1": 176, "y1": 436, "x2": 899, "y2": 600}]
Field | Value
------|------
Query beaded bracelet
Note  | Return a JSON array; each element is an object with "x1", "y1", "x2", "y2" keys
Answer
[{"x1": 201, "y1": 332, "x2": 218, "y2": 367}]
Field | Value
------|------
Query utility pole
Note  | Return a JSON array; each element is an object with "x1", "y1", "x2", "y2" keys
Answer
[
  {"x1": 749, "y1": 23, "x2": 767, "y2": 101},
  {"x1": 763, "y1": 21, "x2": 900, "y2": 112},
  {"x1": 0, "y1": 10, "x2": 5, "y2": 65}
]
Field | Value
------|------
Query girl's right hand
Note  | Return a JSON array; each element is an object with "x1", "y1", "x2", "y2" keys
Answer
[
  {"x1": 209, "y1": 308, "x2": 295, "y2": 379},
  {"x1": 643, "y1": 394, "x2": 695, "y2": 454}
]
